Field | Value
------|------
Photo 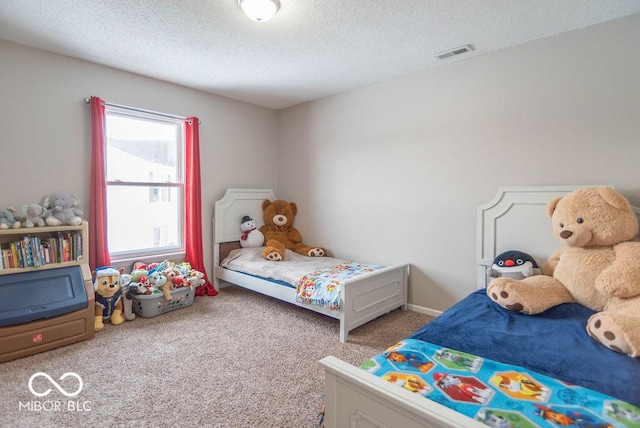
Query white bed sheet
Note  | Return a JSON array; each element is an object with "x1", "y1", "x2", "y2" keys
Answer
[{"x1": 221, "y1": 247, "x2": 352, "y2": 287}]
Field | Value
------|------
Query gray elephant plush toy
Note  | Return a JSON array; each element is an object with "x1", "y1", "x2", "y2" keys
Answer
[
  {"x1": 0, "y1": 207, "x2": 21, "y2": 229},
  {"x1": 41, "y1": 191, "x2": 84, "y2": 226},
  {"x1": 21, "y1": 203, "x2": 47, "y2": 228}
]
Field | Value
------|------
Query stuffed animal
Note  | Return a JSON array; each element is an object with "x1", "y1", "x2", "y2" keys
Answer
[
  {"x1": 20, "y1": 204, "x2": 47, "y2": 228},
  {"x1": 161, "y1": 266, "x2": 180, "y2": 297},
  {"x1": 120, "y1": 285, "x2": 135, "y2": 321},
  {"x1": 259, "y1": 199, "x2": 326, "y2": 261},
  {"x1": 0, "y1": 207, "x2": 21, "y2": 229},
  {"x1": 186, "y1": 270, "x2": 206, "y2": 288},
  {"x1": 41, "y1": 191, "x2": 84, "y2": 226},
  {"x1": 135, "y1": 274, "x2": 154, "y2": 294},
  {"x1": 239, "y1": 215, "x2": 264, "y2": 248},
  {"x1": 132, "y1": 261, "x2": 158, "y2": 272},
  {"x1": 93, "y1": 266, "x2": 126, "y2": 331},
  {"x1": 126, "y1": 281, "x2": 153, "y2": 297},
  {"x1": 487, "y1": 250, "x2": 541, "y2": 281},
  {"x1": 170, "y1": 261, "x2": 190, "y2": 288},
  {"x1": 172, "y1": 276, "x2": 185, "y2": 288},
  {"x1": 487, "y1": 187, "x2": 640, "y2": 357},
  {"x1": 129, "y1": 268, "x2": 149, "y2": 282},
  {"x1": 149, "y1": 270, "x2": 172, "y2": 301},
  {"x1": 119, "y1": 272, "x2": 136, "y2": 321}
]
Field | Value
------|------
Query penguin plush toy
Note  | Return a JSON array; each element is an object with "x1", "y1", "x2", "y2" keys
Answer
[{"x1": 487, "y1": 250, "x2": 541, "y2": 281}]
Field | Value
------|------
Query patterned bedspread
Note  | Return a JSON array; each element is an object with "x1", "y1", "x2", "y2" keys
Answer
[
  {"x1": 221, "y1": 248, "x2": 385, "y2": 311},
  {"x1": 295, "y1": 262, "x2": 384, "y2": 310},
  {"x1": 221, "y1": 248, "x2": 358, "y2": 287},
  {"x1": 362, "y1": 339, "x2": 640, "y2": 428}
]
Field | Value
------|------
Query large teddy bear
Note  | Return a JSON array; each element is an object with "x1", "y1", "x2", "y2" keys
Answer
[
  {"x1": 487, "y1": 187, "x2": 640, "y2": 357},
  {"x1": 259, "y1": 199, "x2": 326, "y2": 261}
]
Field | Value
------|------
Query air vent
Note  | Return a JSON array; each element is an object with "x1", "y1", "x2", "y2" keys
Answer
[{"x1": 435, "y1": 45, "x2": 473, "y2": 60}]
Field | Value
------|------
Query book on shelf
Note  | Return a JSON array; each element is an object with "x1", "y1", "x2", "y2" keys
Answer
[
  {"x1": 31, "y1": 236, "x2": 41, "y2": 267},
  {"x1": 11, "y1": 242, "x2": 22, "y2": 268},
  {"x1": 22, "y1": 236, "x2": 35, "y2": 267},
  {"x1": 0, "y1": 229, "x2": 83, "y2": 270}
]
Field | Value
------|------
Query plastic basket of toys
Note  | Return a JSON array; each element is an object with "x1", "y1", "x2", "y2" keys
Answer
[
  {"x1": 125, "y1": 260, "x2": 205, "y2": 318},
  {"x1": 131, "y1": 287, "x2": 195, "y2": 318}
]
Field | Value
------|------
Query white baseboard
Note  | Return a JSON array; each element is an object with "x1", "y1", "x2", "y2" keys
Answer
[{"x1": 407, "y1": 303, "x2": 442, "y2": 318}]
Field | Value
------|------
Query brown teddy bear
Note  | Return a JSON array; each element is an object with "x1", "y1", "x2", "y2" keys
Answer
[
  {"x1": 487, "y1": 187, "x2": 640, "y2": 357},
  {"x1": 259, "y1": 199, "x2": 326, "y2": 261}
]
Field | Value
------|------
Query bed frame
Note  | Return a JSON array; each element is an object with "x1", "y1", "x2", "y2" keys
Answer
[
  {"x1": 319, "y1": 185, "x2": 640, "y2": 428},
  {"x1": 212, "y1": 188, "x2": 409, "y2": 343}
]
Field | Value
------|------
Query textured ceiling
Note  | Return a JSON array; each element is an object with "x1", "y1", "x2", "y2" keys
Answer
[{"x1": 1, "y1": 1, "x2": 639, "y2": 110}]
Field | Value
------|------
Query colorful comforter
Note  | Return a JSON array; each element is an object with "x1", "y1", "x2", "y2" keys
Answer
[
  {"x1": 295, "y1": 262, "x2": 384, "y2": 310},
  {"x1": 362, "y1": 338, "x2": 640, "y2": 428},
  {"x1": 221, "y1": 248, "x2": 360, "y2": 287},
  {"x1": 221, "y1": 248, "x2": 385, "y2": 311}
]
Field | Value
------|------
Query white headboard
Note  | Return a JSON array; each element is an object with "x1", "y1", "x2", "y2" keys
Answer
[
  {"x1": 214, "y1": 188, "x2": 276, "y2": 244},
  {"x1": 476, "y1": 185, "x2": 640, "y2": 289}
]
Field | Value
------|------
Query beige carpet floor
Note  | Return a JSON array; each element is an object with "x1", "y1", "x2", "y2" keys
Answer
[{"x1": 0, "y1": 286, "x2": 434, "y2": 428}]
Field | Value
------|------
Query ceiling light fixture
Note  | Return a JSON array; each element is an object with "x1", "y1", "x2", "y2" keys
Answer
[{"x1": 237, "y1": 0, "x2": 280, "y2": 22}]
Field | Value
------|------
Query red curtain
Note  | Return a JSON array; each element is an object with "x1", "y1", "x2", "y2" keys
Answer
[
  {"x1": 89, "y1": 96, "x2": 111, "y2": 271},
  {"x1": 185, "y1": 118, "x2": 217, "y2": 297}
]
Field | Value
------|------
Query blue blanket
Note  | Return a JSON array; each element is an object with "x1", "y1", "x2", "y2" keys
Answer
[{"x1": 409, "y1": 290, "x2": 640, "y2": 406}]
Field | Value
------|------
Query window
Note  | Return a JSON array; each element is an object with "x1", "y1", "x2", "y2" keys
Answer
[{"x1": 105, "y1": 108, "x2": 184, "y2": 260}]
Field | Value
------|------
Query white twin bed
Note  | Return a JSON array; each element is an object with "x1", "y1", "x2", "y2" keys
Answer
[
  {"x1": 212, "y1": 188, "x2": 409, "y2": 343},
  {"x1": 318, "y1": 185, "x2": 640, "y2": 428}
]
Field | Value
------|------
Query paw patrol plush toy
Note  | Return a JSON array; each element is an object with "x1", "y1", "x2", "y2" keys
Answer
[{"x1": 93, "y1": 266, "x2": 126, "y2": 331}]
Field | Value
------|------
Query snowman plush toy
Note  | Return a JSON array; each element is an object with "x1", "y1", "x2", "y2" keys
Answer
[{"x1": 240, "y1": 215, "x2": 265, "y2": 248}]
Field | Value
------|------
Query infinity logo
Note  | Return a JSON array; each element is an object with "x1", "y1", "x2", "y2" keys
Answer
[{"x1": 28, "y1": 372, "x2": 83, "y2": 398}]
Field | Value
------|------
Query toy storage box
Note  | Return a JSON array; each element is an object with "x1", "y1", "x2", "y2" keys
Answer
[
  {"x1": 0, "y1": 266, "x2": 88, "y2": 327},
  {"x1": 132, "y1": 286, "x2": 195, "y2": 318},
  {"x1": 0, "y1": 268, "x2": 95, "y2": 363}
]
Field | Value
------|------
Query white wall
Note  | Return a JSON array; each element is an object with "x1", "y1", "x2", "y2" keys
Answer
[
  {"x1": 0, "y1": 40, "x2": 278, "y2": 279},
  {"x1": 276, "y1": 14, "x2": 640, "y2": 312}
]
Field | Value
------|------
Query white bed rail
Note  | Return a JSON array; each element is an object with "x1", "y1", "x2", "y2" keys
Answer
[{"x1": 319, "y1": 356, "x2": 485, "y2": 428}]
